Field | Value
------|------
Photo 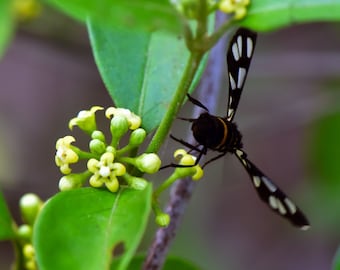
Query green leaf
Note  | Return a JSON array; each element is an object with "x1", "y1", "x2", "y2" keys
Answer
[
  {"x1": 243, "y1": 0, "x2": 340, "y2": 31},
  {"x1": 333, "y1": 246, "x2": 340, "y2": 270},
  {"x1": 308, "y1": 112, "x2": 340, "y2": 186},
  {"x1": 0, "y1": 190, "x2": 15, "y2": 240},
  {"x1": 118, "y1": 254, "x2": 202, "y2": 270},
  {"x1": 43, "y1": 0, "x2": 181, "y2": 33},
  {"x1": 34, "y1": 186, "x2": 152, "y2": 270},
  {"x1": 306, "y1": 111, "x2": 340, "y2": 228},
  {"x1": 88, "y1": 22, "x2": 195, "y2": 132},
  {"x1": 0, "y1": 0, "x2": 14, "y2": 59}
]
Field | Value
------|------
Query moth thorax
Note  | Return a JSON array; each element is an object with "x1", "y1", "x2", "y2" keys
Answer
[
  {"x1": 191, "y1": 113, "x2": 227, "y2": 149},
  {"x1": 225, "y1": 121, "x2": 243, "y2": 151}
]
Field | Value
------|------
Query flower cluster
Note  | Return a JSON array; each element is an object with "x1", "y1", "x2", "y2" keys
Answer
[
  {"x1": 55, "y1": 106, "x2": 207, "y2": 228},
  {"x1": 55, "y1": 106, "x2": 161, "y2": 193},
  {"x1": 218, "y1": 0, "x2": 250, "y2": 20}
]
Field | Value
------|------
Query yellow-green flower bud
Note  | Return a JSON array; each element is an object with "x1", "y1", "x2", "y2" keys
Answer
[
  {"x1": 131, "y1": 177, "x2": 148, "y2": 190},
  {"x1": 155, "y1": 212, "x2": 170, "y2": 227},
  {"x1": 91, "y1": 130, "x2": 106, "y2": 142},
  {"x1": 25, "y1": 260, "x2": 36, "y2": 270},
  {"x1": 123, "y1": 174, "x2": 148, "y2": 190},
  {"x1": 89, "y1": 139, "x2": 106, "y2": 155},
  {"x1": 128, "y1": 128, "x2": 146, "y2": 147},
  {"x1": 106, "y1": 146, "x2": 115, "y2": 154},
  {"x1": 23, "y1": 244, "x2": 35, "y2": 258},
  {"x1": 135, "y1": 153, "x2": 161, "y2": 174},
  {"x1": 110, "y1": 115, "x2": 129, "y2": 147},
  {"x1": 69, "y1": 106, "x2": 103, "y2": 135},
  {"x1": 19, "y1": 193, "x2": 43, "y2": 226},
  {"x1": 106, "y1": 107, "x2": 141, "y2": 130},
  {"x1": 58, "y1": 174, "x2": 83, "y2": 191},
  {"x1": 17, "y1": 224, "x2": 32, "y2": 241}
]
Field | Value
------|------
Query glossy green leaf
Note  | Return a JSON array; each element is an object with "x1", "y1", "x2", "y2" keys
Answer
[
  {"x1": 243, "y1": 0, "x2": 340, "y2": 31},
  {"x1": 34, "y1": 186, "x2": 152, "y2": 270},
  {"x1": 43, "y1": 0, "x2": 181, "y2": 33},
  {"x1": 88, "y1": 21, "x2": 193, "y2": 132},
  {"x1": 0, "y1": 0, "x2": 14, "y2": 59},
  {"x1": 116, "y1": 254, "x2": 202, "y2": 270},
  {"x1": 0, "y1": 190, "x2": 15, "y2": 240}
]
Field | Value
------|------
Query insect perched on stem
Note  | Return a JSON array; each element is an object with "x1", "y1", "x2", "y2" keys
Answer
[{"x1": 166, "y1": 28, "x2": 310, "y2": 230}]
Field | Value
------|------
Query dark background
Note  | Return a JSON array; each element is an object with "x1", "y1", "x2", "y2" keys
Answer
[{"x1": 0, "y1": 7, "x2": 340, "y2": 270}]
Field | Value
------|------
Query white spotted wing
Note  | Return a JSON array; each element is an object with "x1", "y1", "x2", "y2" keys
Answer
[
  {"x1": 227, "y1": 28, "x2": 257, "y2": 121},
  {"x1": 234, "y1": 149, "x2": 310, "y2": 230}
]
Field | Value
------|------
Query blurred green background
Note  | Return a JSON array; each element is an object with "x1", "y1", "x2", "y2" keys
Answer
[{"x1": 1, "y1": 6, "x2": 340, "y2": 270}]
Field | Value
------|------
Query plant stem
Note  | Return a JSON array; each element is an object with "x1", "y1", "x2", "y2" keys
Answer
[
  {"x1": 202, "y1": 17, "x2": 236, "y2": 51},
  {"x1": 196, "y1": 0, "x2": 208, "y2": 40},
  {"x1": 130, "y1": 44, "x2": 205, "y2": 177},
  {"x1": 143, "y1": 12, "x2": 228, "y2": 270},
  {"x1": 146, "y1": 51, "x2": 204, "y2": 154},
  {"x1": 144, "y1": 12, "x2": 234, "y2": 156},
  {"x1": 13, "y1": 238, "x2": 25, "y2": 270}
]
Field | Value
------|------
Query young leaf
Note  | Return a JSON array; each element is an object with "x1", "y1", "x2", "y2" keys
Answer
[
  {"x1": 43, "y1": 0, "x2": 181, "y2": 33},
  {"x1": 88, "y1": 21, "x2": 194, "y2": 132},
  {"x1": 0, "y1": 0, "x2": 14, "y2": 59},
  {"x1": 243, "y1": 0, "x2": 340, "y2": 31},
  {"x1": 0, "y1": 190, "x2": 15, "y2": 240},
  {"x1": 33, "y1": 186, "x2": 151, "y2": 270}
]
